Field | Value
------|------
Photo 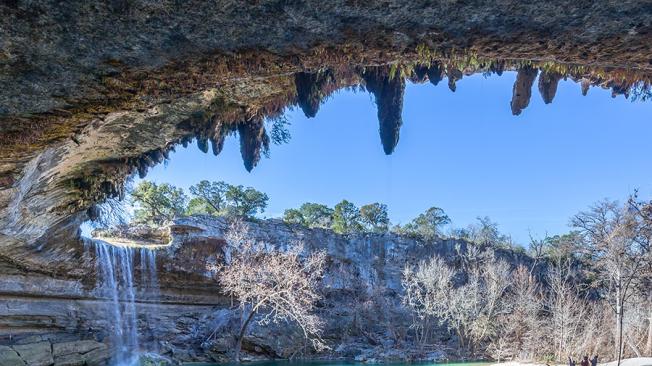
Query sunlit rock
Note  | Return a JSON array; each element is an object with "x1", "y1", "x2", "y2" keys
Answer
[
  {"x1": 511, "y1": 66, "x2": 539, "y2": 115},
  {"x1": 362, "y1": 66, "x2": 406, "y2": 155},
  {"x1": 538, "y1": 70, "x2": 563, "y2": 104}
]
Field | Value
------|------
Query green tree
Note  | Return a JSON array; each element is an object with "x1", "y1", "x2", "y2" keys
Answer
[
  {"x1": 360, "y1": 202, "x2": 390, "y2": 233},
  {"x1": 302, "y1": 203, "x2": 334, "y2": 228},
  {"x1": 225, "y1": 185, "x2": 269, "y2": 217},
  {"x1": 188, "y1": 180, "x2": 230, "y2": 214},
  {"x1": 332, "y1": 200, "x2": 363, "y2": 234},
  {"x1": 283, "y1": 203, "x2": 333, "y2": 228},
  {"x1": 398, "y1": 206, "x2": 450, "y2": 240},
  {"x1": 186, "y1": 197, "x2": 218, "y2": 216},
  {"x1": 131, "y1": 181, "x2": 187, "y2": 224},
  {"x1": 283, "y1": 208, "x2": 305, "y2": 225},
  {"x1": 467, "y1": 216, "x2": 511, "y2": 247}
]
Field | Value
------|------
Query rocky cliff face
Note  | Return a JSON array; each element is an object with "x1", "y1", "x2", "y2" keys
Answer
[
  {"x1": 2, "y1": 0, "x2": 652, "y2": 261},
  {"x1": 0, "y1": 216, "x2": 531, "y2": 364}
]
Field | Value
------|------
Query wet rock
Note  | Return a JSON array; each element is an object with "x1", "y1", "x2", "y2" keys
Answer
[
  {"x1": 52, "y1": 340, "x2": 104, "y2": 357},
  {"x1": 83, "y1": 347, "x2": 112, "y2": 366},
  {"x1": 238, "y1": 117, "x2": 269, "y2": 172},
  {"x1": 510, "y1": 66, "x2": 539, "y2": 115},
  {"x1": 538, "y1": 70, "x2": 563, "y2": 104},
  {"x1": 53, "y1": 353, "x2": 85, "y2": 366},
  {"x1": 13, "y1": 342, "x2": 53, "y2": 366},
  {"x1": 362, "y1": 66, "x2": 406, "y2": 155}
]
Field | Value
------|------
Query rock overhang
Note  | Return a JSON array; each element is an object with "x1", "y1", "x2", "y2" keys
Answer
[{"x1": 1, "y1": 0, "x2": 652, "y2": 263}]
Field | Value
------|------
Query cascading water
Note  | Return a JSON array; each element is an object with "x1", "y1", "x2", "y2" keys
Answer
[{"x1": 93, "y1": 241, "x2": 160, "y2": 365}]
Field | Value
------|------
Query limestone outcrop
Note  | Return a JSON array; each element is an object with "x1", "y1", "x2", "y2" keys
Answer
[{"x1": 1, "y1": 215, "x2": 533, "y2": 364}]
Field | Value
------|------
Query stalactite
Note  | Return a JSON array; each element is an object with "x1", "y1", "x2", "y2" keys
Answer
[
  {"x1": 427, "y1": 62, "x2": 444, "y2": 86},
  {"x1": 294, "y1": 69, "x2": 335, "y2": 118},
  {"x1": 410, "y1": 64, "x2": 429, "y2": 83},
  {"x1": 447, "y1": 68, "x2": 463, "y2": 92},
  {"x1": 510, "y1": 66, "x2": 539, "y2": 115},
  {"x1": 362, "y1": 66, "x2": 406, "y2": 155},
  {"x1": 538, "y1": 70, "x2": 563, "y2": 104},
  {"x1": 238, "y1": 117, "x2": 270, "y2": 172},
  {"x1": 196, "y1": 136, "x2": 209, "y2": 153},
  {"x1": 491, "y1": 61, "x2": 505, "y2": 76},
  {"x1": 609, "y1": 81, "x2": 630, "y2": 98},
  {"x1": 180, "y1": 135, "x2": 192, "y2": 148},
  {"x1": 581, "y1": 79, "x2": 591, "y2": 96},
  {"x1": 137, "y1": 163, "x2": 148, "y2": 179},
  {"x1": 210, "y1": 120, "x2": 235, "y2": 156}
]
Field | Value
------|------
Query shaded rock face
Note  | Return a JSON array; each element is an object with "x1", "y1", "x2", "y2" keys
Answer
[{"x1": 0, "y1": 216, "x2": 533, "y2": 363}]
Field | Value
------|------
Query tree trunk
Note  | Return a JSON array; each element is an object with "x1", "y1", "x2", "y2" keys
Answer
[
  {"x1": 234, "y1": 308, "x2": 257, "y2": 362},
  {"x1": 616, "y1": 288, "x2": 624, "y2": 366},
  {"x1": 646, "y1": 301, "x2": 652, "y2": 356}
]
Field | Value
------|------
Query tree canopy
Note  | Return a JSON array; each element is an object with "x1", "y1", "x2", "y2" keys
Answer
[
  {"x1": 394, "y1": 206, "x2": 450, "y2": 240},
  {"x1": 332, "y1": 200, "x2": 363, "y2": 234},
  {"x1": 131, "y1": 181, "x2": 187, "y2": 224},
  {"x1": 360, "y1": 202, "x2": 390, "y2": 233},
  {"x1": 283, "y1": 202, "x2": 334, "y2": 228}
]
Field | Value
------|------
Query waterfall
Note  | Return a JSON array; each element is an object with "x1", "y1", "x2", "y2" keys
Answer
[{"x1": 93, "y1": 241, "x2": 160, "y2": 365}]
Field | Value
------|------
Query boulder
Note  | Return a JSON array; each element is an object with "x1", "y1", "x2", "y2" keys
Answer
[
  {"x1": 52, "y1": 354, "x2": 84, "y2": 366},
  {"x1": 0, "y1": 345, "x2": 27, "y2": 366},
  {"x1": 82, "y1": 347, "x2": 112, "y2": 366},
  {"x1": 12, "y1": 342, "x2": 53, "y2": 366},
  {"x1": 52, "y1": 341, "x2": 104, "y2": 358}
]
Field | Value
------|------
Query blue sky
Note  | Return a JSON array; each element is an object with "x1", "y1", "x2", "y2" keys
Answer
[{"x1": 140, "y1": 71, "x2": 652, "y2": 244}]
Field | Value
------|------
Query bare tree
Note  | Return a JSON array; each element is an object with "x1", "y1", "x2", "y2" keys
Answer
[
  {"x1": 572, "y1": 200, "x2": 647, "y2": 366},
  {"x1": 495, "y1": 265, "x2": 542, "y2": 360},
  {"x1": 215, "y1": 220, "x2": 328, "y2": 361},
  {"x1": 544, "y1": 258, "x2": 591, "y2": 361},
  {"x1": 402, "y1": 253, "x2": 512, "y2": 355},
  {"x1": 402, "y1": 256, "x2": 454, "y2": 346}
]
